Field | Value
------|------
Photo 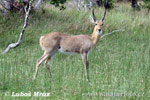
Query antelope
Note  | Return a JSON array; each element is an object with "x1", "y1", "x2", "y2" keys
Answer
[{"x1": 33, "y1": 9, "x2": 106, "y2": 81}]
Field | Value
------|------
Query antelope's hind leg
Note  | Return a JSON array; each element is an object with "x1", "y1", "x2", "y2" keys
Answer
[
  {"x1": 45, "y1": 56, "x2": 53, "y2": 80},
  {"x1": 81, "y1": 52, "x2": 89, "y2": 81},
  {"x1": 33, "y1": 53, "x2": 49, "y2": 80}
]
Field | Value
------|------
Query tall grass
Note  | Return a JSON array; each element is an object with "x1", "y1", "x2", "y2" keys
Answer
[{"x1": 0, "y1": 3, "x2": 150, "y2": 100}]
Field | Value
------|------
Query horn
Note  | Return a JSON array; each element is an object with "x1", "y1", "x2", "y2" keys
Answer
[
  {"x1": 92, "y1": 9, "x2": 97, "y2": 22},
  {"x1": 102, "y1": 9, "x2": 106, "y2": 21}
]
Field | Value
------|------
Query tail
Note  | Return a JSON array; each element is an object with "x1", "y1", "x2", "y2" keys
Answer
[{"x1": 40, "y1": 36, "x2": 45, "y2": 50}]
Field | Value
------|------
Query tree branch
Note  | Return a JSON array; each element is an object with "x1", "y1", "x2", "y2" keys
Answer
[
  {"x1": 2, "y1": 0, "x2": 33, "y2": 54},
  {"x1": 0, "y1": 1, "x2": 10, "y2": 10},
  {"x1": 34, "y1": 0, "x2": 42, "y2": 10},
  {"x1": 101, "y1": 29, "x2": 125, "y2": 39}
]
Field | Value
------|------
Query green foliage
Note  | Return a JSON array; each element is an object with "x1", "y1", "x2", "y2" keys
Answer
[
  {"x1": 50, "y1": 0, "x2": 67, "y2": 10},
  {"x1": 104, "y1": 0, "x2": 116, "y2": 9},
  {"x1": 142, "y1": 0, "x2": 150, "y2": 11},
  {"x1": 50, "y1": 0, "x2": 67, "y2": 7}
]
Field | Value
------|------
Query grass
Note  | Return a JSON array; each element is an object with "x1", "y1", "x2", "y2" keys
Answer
[{"x1": 0, "y1": 3, "x2": 150, "y2": 100}]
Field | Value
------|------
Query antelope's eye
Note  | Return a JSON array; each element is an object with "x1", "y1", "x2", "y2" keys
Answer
[
  {"x1": 95, "y1": 24, "x2": 97, "y2": 25},
  {"x1": 102, "y1": 24, "x2": 103, "y2": 26}
]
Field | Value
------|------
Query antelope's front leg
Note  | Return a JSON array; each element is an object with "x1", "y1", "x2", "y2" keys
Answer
[
  {"x1": 45, "y1": 57, "x2": 53, "y2": 80},
  {"x1": 81, "y1": 53, "x2": 89, "y2": 81},
  {"x1": 33, "y1": 54, "x2": 49, "y2": 80}
]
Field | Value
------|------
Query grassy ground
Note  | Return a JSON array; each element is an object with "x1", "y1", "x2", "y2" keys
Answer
[{"x1": 0, "y1": 3, "x2": 150, "y2": 100}]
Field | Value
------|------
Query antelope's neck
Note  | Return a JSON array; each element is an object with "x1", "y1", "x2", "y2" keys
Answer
[{"x1": 90, "y1": 32, "x2": 101, "y2": 46}]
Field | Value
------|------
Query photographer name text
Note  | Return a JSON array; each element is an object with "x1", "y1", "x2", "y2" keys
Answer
[{"x1": 5, "y1": 91, "x2": 50, "y2": 97}]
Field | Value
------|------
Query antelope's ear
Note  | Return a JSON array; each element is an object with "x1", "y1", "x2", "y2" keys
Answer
[
  {"x1": 90, "y1": 16, "x2": 95, "y2": 24},
  {"x1": 100, "y1": 19, "x2": 105, "y2": 25}
]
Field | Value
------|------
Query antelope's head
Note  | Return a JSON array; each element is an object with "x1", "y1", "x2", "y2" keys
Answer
[{"x1": 90, "y1": 9, "x2": 106, "y2": 35}]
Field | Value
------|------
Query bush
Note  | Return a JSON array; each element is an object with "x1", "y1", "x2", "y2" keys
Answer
[
  {"x1": 104, "y1": 0, "x2": 116, "y2": 9},
  {"x1": 142, "y1": 0, "x2": 150, "y2": 11},
  {"x1": 50, "y1": 0, "x2": 67, "y2": 7}
]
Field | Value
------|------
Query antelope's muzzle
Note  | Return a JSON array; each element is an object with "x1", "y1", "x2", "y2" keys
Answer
[{"x1": 98, "y1": 29, "x2": 102, "y2": 35}]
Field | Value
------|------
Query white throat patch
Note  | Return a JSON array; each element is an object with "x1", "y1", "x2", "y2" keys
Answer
[{"x1": 98, "y1": 30, "x2": 102, "y2": 35}]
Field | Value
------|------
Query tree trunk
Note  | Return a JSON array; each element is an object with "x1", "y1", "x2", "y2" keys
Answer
[
  {"x1": 89, "y1": 0, "x2": 93, "y2": 10},
  {"x1": 3, "y1": 0, "x2": 33, "y2": 54},
  {"x1": 131, "y1": 0, "x2": 138, "y2": 8},
  {"x1": 83, "y1": 0, "x2": 87, "y2": 11},
  {"x1": 77, "y1": 0, "x2": 81, "y2": 11},
  {"x1": 0, "y1": 0, "x2": 10, "y2": 15},
  {"x1": 34, "y1": 0, "x2": 42, "y2": 10},
  {"x1": 96, "y1": 0, "x2": 103, "y2": 7},
  {"x1": 9, "y1": 0, "x2": 15, "y2": 10}
]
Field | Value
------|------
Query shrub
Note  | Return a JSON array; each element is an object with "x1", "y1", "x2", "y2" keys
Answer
[
  {"x1": 50, "y1": 0, "x2": 67, "y2": 10},
  {"x1": 142, "y1": 0, "x2": 150, "y2": 11}
]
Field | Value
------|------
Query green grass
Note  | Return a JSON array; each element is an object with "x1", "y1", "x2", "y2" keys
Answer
[{"x1": 0, "y1": 3, "x2": 150, "y2": 100}]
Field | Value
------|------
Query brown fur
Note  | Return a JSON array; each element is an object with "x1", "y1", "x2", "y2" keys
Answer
[
  {"x1": 33, "y1": 13, "x2": 105, "y2": 81},
  {"x1": 40, "y1": 32, "x2": 93, "y2": 54}
]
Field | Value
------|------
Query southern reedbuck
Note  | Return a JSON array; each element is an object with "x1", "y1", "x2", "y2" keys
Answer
[{"x1": 33, "y1": 9, "x2": 106, "y2": 81}]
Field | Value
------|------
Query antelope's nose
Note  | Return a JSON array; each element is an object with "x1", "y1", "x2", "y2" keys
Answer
[{"x1": 98, "y1": 29, "x2": 101, "y2": 33}]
